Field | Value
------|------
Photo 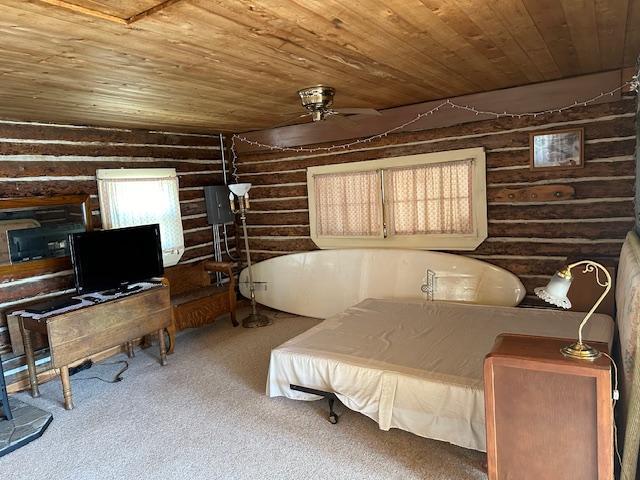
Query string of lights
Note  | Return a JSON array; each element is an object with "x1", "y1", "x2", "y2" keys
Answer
[{"x1": 230, "y1": 75, "x2": 639, "y2": 182}]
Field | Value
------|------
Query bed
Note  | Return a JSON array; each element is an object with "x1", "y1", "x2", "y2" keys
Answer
[{"x1": 267, "y1": 298, "x2": 614, "y2": 452}]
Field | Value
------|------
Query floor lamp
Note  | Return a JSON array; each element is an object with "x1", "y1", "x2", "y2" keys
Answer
[{"x1": 229, "y1": 183, "x2": 272, "y2": 328}]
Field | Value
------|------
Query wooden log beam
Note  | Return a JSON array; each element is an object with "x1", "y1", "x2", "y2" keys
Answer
[
  {"x1": 0, "y1": 160, "x2": 218, "y2": 177},
  {"x1": 472, "y1": 241, "x2": 624, "y2": 258},
  {"x1": 0, "y1": 124, "x2": 219, "y2": 146},
  {"x1": 0, "y1": 143, "x2": 218, "y2": 160},
  {"x1": 237, "y1": 138, "x2": 636, "y2": 175},
  {"x1": 488, "y1": 201, "x2": 634, "y2": 220}
]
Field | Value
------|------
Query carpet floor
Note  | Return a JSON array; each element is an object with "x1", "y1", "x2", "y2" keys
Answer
[{"x1": 1, "y1": 310, "x2": 486, "y2": 480}]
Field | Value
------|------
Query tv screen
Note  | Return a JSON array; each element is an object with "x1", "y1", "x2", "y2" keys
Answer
[{"x1": 70, "y1": 224, "x2": 164, "y2": 293}]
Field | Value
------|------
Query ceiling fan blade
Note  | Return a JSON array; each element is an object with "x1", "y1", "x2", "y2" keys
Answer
[
  {"x1": 324, "y1": 112, "x2": 356, "y2": 124},
  {"x1": 271, "y1": 113, "x2": 312, "y2": 128},
  {"x1": 333, "y1": 107, "x2": 382, "y2": 116}
]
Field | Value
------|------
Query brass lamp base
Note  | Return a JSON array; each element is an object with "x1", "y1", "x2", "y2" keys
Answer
[
  {"x1": 242, "y1": 312, "x2": 272, "y2": 329},
  {"x1": 560, "y1": 341, "x2": 601, "y2": 361}
]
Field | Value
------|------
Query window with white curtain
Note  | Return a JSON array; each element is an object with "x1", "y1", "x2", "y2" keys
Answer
[
  {"x1": 307, "y1": 148, "x2": 487, "y2": 250},
  {"x1": 313, "y1": 170, "x2": 383, "y2": 237},
  {"x1": 384, "y1": 159, "x2": 474, "y2": 235},
  {"x1": 97, "y1": 168, "x2": 184, "y2": 266}
]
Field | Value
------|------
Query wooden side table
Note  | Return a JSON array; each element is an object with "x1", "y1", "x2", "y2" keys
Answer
[
  {"x1": 14, "y1": 283, "x2": 171, "y2": 410},
  {"x1": 484, "y1": 334, "x2": 613, "y2": 480}
]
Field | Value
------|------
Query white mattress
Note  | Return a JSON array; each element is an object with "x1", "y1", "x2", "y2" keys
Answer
[{"x1": 267, "y1": 298, "x2": 614, "y2": 452}]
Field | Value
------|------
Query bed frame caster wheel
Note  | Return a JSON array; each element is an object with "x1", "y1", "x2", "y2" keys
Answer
[
  {"x1": 327, "y1": 397, "x2": 339, "y2": 424},
  {"x1": 289, "y1": 384, "x2": 341, "y2": 426}
]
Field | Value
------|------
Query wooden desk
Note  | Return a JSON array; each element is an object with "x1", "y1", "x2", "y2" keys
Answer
[
  {"x1": 12, "y1": 283, "x2": 171, "y2": 410},
  {"x1": 484, "y1": 334, "x2": 613, "y2": 480}
]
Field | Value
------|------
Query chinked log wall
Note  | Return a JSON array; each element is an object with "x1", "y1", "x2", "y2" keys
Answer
[
  {"x1": 0, "y1": 121, "x2": 236, "y2": 360},
  {"x1": 236, "y1": 98, "x2": 636, "y2": 306}
]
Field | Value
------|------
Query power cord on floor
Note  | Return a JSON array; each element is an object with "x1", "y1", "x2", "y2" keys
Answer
[
  {"x1": 70, "y1": 360, "x2": 129, "y2": 384},
  {"x1": 600, "y1": 352, "x2": 625, "y2": 480}
]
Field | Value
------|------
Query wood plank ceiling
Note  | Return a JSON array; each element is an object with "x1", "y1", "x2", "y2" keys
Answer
[{"x1": 0, "y1": 0, "x2": 638, "y2": 133}]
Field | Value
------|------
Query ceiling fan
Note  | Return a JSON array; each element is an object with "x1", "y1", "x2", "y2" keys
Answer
[{"x1": 294, "y1": 85, "x2": 382, "y2": 122}]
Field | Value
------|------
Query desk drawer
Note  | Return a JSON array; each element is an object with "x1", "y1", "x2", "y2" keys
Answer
[{"x1": 47, "y1": 287, "x2": 171, "y2": 367}]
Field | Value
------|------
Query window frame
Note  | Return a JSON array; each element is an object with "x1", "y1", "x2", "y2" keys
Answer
[
  {"x1": 307, "y1": 147, "x2": 487, "y2": 250},
  {"x1": 96, "y1": 168, "x2": 185, "y2": 267}
]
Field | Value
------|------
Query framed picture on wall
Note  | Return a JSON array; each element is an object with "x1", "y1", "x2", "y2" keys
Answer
[{"x1": 529, "y1": 128, "x2": 584, "y2": 170}]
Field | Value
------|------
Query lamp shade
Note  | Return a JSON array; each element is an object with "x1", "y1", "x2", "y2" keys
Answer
[
  {"x1": 534, "y1": 271, "x2": 573, "y2": 309},
  {"x1": 228, "y1": 183, "x2": 252, "y2": 196}
]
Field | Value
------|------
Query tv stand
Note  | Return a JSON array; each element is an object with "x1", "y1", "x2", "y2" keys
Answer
[{"x1": 11, "y1": 281, "x2": 171, "y2": 410}]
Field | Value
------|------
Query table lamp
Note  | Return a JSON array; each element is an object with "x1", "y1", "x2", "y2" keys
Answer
[
  {"x1": 229, "y1": 183, "x2": 272, "y2": 328},
  {"x1": 535, "y1": 260, "x2": 611, "y2": 360}
]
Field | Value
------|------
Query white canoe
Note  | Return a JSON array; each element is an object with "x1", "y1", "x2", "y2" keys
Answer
[{"x1": 239, "y1": 249, "x2": 526, "y2": 319}]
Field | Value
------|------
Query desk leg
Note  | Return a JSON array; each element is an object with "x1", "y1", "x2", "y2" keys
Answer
[
  {"x1": 19, "y1": 319, "x2": 40, "y2": 398},
  {"x1": 60, "y1": 366, "x2": 74, "y2": 410},
  {"x1": 158, "y1": 329, "x2": 167, "y2": 366},
  {"x1": 126, "y1": 341, "x2": 135, "y2": 358}
]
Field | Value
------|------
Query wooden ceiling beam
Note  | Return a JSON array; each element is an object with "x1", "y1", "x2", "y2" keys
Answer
[
  {"x1": 38, "y1": 0, "x2": 183, "y2": 25},
  {"x1": 38, "y1": 0, "x2": 128, "y2": 24}
]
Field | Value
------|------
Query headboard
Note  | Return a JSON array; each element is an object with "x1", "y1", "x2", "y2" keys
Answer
[{"x1": 615, "y1": 230, "x2": 640, "y2": 479}]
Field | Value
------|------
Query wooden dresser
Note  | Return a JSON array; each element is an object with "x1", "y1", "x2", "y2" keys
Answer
[{"x1": 484, "y1": 334, "x2": 613, "y2": 480}]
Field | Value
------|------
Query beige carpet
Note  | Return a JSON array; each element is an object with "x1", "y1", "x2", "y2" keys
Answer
[{"x1": 2, "y1": 309, "x2": 486, "y2": 480}]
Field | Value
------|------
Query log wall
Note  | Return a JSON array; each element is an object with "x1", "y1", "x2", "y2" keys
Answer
[
  {"x1": 0, "y1": 120, "x2": 236, "y2": 359},
  {"x1": 236, "y1": 98, "x2": 637, "y2": 306}
]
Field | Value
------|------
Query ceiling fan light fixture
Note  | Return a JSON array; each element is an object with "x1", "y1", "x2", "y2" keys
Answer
[
  {"x1": 298, "y1": 85, "x2": 336, "y2": 120},
  {"x1": 292, "y1": 85, "x2": 380, "y2": 123}
]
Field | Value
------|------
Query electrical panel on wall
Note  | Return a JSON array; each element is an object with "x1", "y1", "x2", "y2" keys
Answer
[{"x1": 204, "y1": 186, "x2": 234, "y2": 225}]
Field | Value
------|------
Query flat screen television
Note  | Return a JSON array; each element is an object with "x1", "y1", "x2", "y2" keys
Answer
[{"x1": 70, "y1": 224, "x2": 164, "y2": 294}]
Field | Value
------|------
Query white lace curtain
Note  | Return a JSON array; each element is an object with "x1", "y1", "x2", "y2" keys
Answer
[
  {"x1": 384, "y1": 159, "x2": 474, "y2": 235},
  {"x1": 97, "y1": 169, "x2": 184, "y2": 266},
  {"x1": 313, "y1": 170, "x2": 382, "y2": 237},
  {"x1": 313, "y1": 159, "x2": 474, "y2": 238}
]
